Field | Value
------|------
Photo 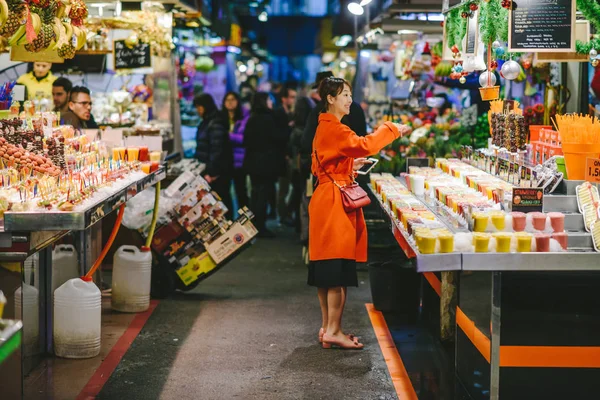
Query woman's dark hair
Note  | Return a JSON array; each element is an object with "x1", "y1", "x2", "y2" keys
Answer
[
  {"x1": 222, "y1": 91, "x2": 243, "y2": 122},
  {"x1": 318, "y1": 77, "x2": 352, "y2": 111},
  {"x1": 251, "y1": 92, "x2": 271, "y2": 114},
  {"x1": 193, "y1": 93, "x2": 218, "y2": 115}
]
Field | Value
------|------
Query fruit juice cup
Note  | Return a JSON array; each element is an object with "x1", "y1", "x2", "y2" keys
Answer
[
  {"x1": 515, "y1": 232, "x2": 533, "y2": 252},
  {"x1": 535, "y1": 233, "x2": 550, "y2": 252},
  {"x1": 139, "y1": 146, "x2": 149, "y2": 162},
  {"x1": 150, "y1": 151, "x2": 162, "y2": 162},
  {"x1": 486, "y1": 186, "x2": 494, "y2": 200},
  {"x1": 417, "y1": 233, "x2": 437, "y2": 254},
  {"x1": 552, "y1": 232, "x2": 568, "y2": 250},
  {"x1": 141, "y1": 162, "x2": 151, "y2": 174},
  {"x1": 438, "y1": 233, "x2": 454, "y2": 253},
  {"x1": 119, "y1": 147, "x2": 127, "y2": 161},
  {"x1": 401, "y1": 212, "x2": 418, "y2": 229},
  {"x1": 531, "y1": 212, "x2": 547, "y2": 231},
  {"x1": 473, "y1": 212, "x2": 489, "y2": 232},
  {"x1": 473, "y1": 233, "x2": 491, "y2": 253},
  {"x1": 548, "y1": 212, "x2": 565, "y2": 232},
  {"x1": 112, "y1": 147, "x2": 124, "y2": 160},
  {"x1": 490, "y1": 211, "x2": 506, "y2": 231},
  {"x1": 150, "y1": 161, "x2": 159, "y2": 172},
  {"x1": 493, "y1": 232, "x2": 512, "y2": 253},
  {"x1": 404, "y1": 174, "x2": 411, "y2": 191},
  {"x1": 0, "y1": 290, "x2": 5, "y2": 318},
  {"x1": 511, "y1": 212, "x2": 526, "y2": 232},
  {"x1": 127, "y1": 147, "x2": 140, "y2": 162}
]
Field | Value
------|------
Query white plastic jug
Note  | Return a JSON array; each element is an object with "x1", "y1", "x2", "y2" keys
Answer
[
  {"x1": 54, "y1": 277, "x2": 101, "y2": 358},
  {"x1": 52, "y1": 245, "x2": 79, "y2": 294},
  {"x1": 14, "y1": 283, "x2": 39, "y2": 355},
  {"x1": 23, "y1": 253, "x2": 39, "y2": 287},
  {"x1": 112, "y1": 245, "x2": 152, "y2": 313}
]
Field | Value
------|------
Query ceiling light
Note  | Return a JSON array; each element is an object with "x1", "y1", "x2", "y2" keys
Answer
[
  {"x1": 360, "y1": 0, "x2": 373, "y2": 5},
  {"x1": 249, "y1": 1, "x2": 259, "y2": 6},
  {"x1": 340, "y1": 61, "x2": 348, "y2": 69},
  {"x1": 347, "y1": 2, "x2": 364, "y2": 15},
  {"x1": 258, "y1": 11, "x2": 268, "y2": 22},
  {"x1": 398, "y1": 29, "x2": 419, "y2": 35}
]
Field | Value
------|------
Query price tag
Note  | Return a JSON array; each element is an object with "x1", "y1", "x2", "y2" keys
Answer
[
  {"x1": 585, "y1": 158, "x2": 600, "y2": 183},
  {"x1": 512, "y1": 188, "x2": 544, "y2": 212}
]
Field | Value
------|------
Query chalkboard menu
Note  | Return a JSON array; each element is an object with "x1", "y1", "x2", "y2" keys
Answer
[
  {"x1": 509, "y1": 0, "x2": 575, "y2": 52},
  {"x1": 113, "y1": 40, "x2": 151, "y2": 70}
]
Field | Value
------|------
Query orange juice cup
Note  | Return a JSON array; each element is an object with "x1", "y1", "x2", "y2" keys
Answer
[
  {"x1": 515, "y1": 232, "x2": 533, "y2": 252},
  {"x1": 150, "y1": 161, "x2": 159, "y2": 172},
  {"x1": 473, "y1": 233, "x2": 491, "y2": 253},
  {"x1": 128, "y1": 147, "x2": 140, "y2": 162},
  {"x1": 493, "y1": 232, "x2": 512, "y2": 253},
  {"x1": 141, "y1": 163, "x2": 151, "y2": 174},
  {"x1": 118, "y1": 147, "x2": 127, "y2": 161}
]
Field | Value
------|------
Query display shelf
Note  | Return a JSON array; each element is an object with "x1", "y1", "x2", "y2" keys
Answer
[
  {"x1": 543, "y1": 194, "x2": 579, "y2": 213},
  {"x1": 461, "y1": 252, "x2": 600, "y2": 271},
  {"x1": 0, "y1": 320, "x2": 22, "y2": 366},
  {"x1": 4, "y1": 167, "x2": 166, "y2": 232}
]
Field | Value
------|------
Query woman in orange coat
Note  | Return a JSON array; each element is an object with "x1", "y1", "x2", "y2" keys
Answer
[{"x1": 308, "y1": 77, "x2": 410, "y2": 349}]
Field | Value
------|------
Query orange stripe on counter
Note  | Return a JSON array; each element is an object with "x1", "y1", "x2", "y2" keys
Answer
[
  {"x1": 423, "y1": 272, "x2": 441, "y2": 296},
  {"x1": 366, "y1": 304, "x2": 418, "y2": 400},
  {"x1": 456, "y1": 307, "x2": 491, "y2": 363}
]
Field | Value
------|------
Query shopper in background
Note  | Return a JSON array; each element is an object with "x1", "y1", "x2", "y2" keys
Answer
[
  {"x1": 194, "y1": 93, "x2": 234, "y2": 217},
  {"x1": 221, "y1": 91, "x2": 250, "y2": 210},
  {"x1": 309, "y1": 77, "x2": 410, "y2": 350},
  {"x1": 52, "y1": 77, "x2": 73, "y2": 114},
  {"x1": 273, "y1": 86, "x2": 298, "y2": 226},
  {"x1": 243, "y1": 92, "x2": 287, "y2": 238},
  {"x1": 17, "y1": 62, "x2": 56, "y2": 100},
  {"x1": 61, "y1": 86, "x2": 99, "y2": 130}
]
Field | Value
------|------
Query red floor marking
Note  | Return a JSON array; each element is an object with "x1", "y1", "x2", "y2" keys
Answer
[
  {"x1": 366, "y1": 303, "x2": 419, "y2": 400},
  {"x1": 77, "y1": 300, "x2": 159, "y2": 400}
]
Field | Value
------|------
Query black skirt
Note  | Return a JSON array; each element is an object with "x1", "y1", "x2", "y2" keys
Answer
[{"x1": 307, "y1": 259, "x2": 358, "y2": 288}]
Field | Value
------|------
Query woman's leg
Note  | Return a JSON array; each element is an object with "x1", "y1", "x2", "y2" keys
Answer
[
  {"x1": 323, "y1": 287, "x2": 362, "y2": 348},
  {"x1": 318, "y1": 288, "x2": 328, "y2": 331}
]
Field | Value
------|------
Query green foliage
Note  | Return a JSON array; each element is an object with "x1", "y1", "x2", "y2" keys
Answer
[
  {"x1": 577, "y1": 0, "x2": 600, "y2": 31},
  {"x1": 479, "y1": 0, "x2": 509, "y2": 44}
]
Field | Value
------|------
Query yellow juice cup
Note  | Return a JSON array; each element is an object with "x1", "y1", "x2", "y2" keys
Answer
[
  {"x1": 141, "y1": 162, "x2": 151, "y2": 174},
  {"x1": 438, "y1": 233, "x2": 454, "y2": 253},
  {"x1": 417, "y1": 233, "x2": 437, "y2": 254},
  {"x1": 112, "y1": 147, "x2": 124, "y2": 160},
  {"x1": 118, "y1": 147, "x2": 127, "y2": 161},
  {"x1": 128, "y1": 147, "x2": 140, "y2": 162},
  {"x1": 490, "y1": 212, "x2": 506, "y2": 231},
  {"x1": 473, "y1": 212, "x2": 489, "y2": 232},
  {"x1": 493, "y1": 232, "x2": 512, "y2": 253},
  {"x1": 150, "y1": 151, "x2": 162, "y2": 162},
  {"x1": 473, "y1": 233, "x2": 491, "y2": 253},
  {"x1": 515, "y1": 232, "x2": 533, "y2": 252}
]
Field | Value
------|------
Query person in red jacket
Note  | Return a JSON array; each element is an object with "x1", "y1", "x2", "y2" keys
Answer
[{"x1": 591, "y1": 65, "x2": 600, "y2": 101}]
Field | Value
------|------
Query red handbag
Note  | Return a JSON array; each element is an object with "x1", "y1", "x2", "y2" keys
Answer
[{"x1": 315, "y1": 151, "x2": 371, "y2": 213}]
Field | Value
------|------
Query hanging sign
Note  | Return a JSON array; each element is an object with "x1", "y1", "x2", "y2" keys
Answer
[
  {"x1": 464, "y1": 10, "x2": 479, "y2": 56},
  {"x1": 508, "y1": 0, "x2": 576, "y2": 52},
  {"x1": 113, "y1": 40, "x2": 151, "y2": 70}
]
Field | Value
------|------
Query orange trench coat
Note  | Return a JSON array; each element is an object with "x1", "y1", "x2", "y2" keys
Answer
[{"x1": 308, "y1": 113, "x2": 399, "y2": 263}]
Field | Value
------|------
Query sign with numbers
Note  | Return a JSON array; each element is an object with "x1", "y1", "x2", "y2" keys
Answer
[{"x1": 114, "y1": 40, "x2": 151, "y2": 70}]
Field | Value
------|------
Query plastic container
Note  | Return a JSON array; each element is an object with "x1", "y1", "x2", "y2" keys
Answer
[
  {"x1": 412, "y1": 175, "x2": 425, "y2": 196},
  {"x1": 416, "y1": 233, "x2": 436, "y2": 254},
  {"x1": 562, "y1": 143, "x2": 600, "y2": 180},
  {"x1": 473, "y1": 233, "x2": 491, "y2": 253},
  {"x1": 15, "y1": 283, "x2": 39, "y2": 354},
  {"x1": 438, "y1": 233, "x2": 454, "y2": 253},
  {"x1": 552, "y1": 232, "x2": 568, "y2": 250},
  {"x1": 112, "y1": 245, "x2": 153, "y2": 313},
  {"x1": 23, "y1": 253, "x2": 39, "y2": 287},
  {"x1": 531, "y1": 212, "x2": 547, "y2": 231},
  {"x1": 473, "y1": 212, "x2": 489, "y2": 232},
  {"x1": 490, "y1": 212, "x2": 506, "y2": 231},
  {"x1": 516, "y1": 232, "x2": 533, "y2": 252},
  {"x1": 511, "y1": 212, "x2": 526, "y2": 232},
  {"x1": 494, "y1": 233, "x2": 512, "y2": 253},
  {"x1": 54, "y1": 277, "x2": 101, "y2": 358},
  {"x1": 548, "y1": 212, "x2": 565, "y2": 233},
  {"x1": 52, "y1": 245, "x2": 79, "y2": 294},
  {"x1": 535, "y1": 233, "x2": 551, "y2": 252}
]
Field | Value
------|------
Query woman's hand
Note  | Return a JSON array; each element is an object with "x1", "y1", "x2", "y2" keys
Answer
[
  {"x1": 353, "y1": 158, "x2": 372, "y2": 172},
  {"x1": 394, "y1": 123, "x2": 412, "y2": 137}
]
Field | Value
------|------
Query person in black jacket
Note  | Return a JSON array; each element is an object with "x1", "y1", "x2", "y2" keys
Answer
[
  {"x1": 194, "y1": 93, "x2": 234, "y2": 217},
  {"x1": 243, "y1": 92, "x2": 286, "y2": 238}
]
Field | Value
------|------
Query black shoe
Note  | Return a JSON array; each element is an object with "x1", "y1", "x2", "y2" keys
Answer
[{"x1": 258, "y1": 229, "x2": 276, "y2": 238}]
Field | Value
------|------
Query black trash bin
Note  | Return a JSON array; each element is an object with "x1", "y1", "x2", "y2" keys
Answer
[{"x1": 368, "y1": 258, "x2": 420, "y2": 321}]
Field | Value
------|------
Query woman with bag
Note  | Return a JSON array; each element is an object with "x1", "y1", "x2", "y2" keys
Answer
[{"x1": 309, "y1": 77, "x2": 410, "y2": 349}]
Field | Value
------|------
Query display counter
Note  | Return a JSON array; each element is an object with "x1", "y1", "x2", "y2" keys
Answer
[{"x1": 370, "y1": 166, "x2": 600, "y2": 400}]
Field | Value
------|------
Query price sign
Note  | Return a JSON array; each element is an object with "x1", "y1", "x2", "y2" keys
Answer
[
  {"x1": 113, "y1": 40, "x2": 151, "y2": 70},
  {"x1": 512, "y1": 188, "x2": 544, "y2": 213},
  {"x1": 586, "y1": 158, "x2": 600, "y2": 184}
]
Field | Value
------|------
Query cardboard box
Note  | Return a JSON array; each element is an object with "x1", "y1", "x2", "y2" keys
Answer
[
  {"x1": 205, "y1": 221, "x2": 257, "y2": 264},
  {"x1": 176, "y1": 252, "x2": 217, "y2": 286}
]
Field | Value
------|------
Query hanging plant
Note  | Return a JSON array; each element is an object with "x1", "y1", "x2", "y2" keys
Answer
[
  {"x1": 479, "y1": 0, "x2": 509, "y2": 44},
  {"x1": 577, "y1": 0, "x2": 600, "y2": 31},
  {"x1": 575, "y1": 37, "x2": 600, "y2": 55},
  {"x1": 446, "y1": 8, "x2": 467, "y2": 51}
]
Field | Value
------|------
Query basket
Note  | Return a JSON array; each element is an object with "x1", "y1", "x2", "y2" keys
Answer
[
  {"x1": 479, "y1": 86, "x2": 500, "y2": 101},
  {"x1": 561, "y1": 143, "x2": 600, "y2": 180}
]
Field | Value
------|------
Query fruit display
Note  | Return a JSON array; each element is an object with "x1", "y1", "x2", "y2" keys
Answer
[{"x1": 0, "y1": 0, "x2": 88, "y2": 58}]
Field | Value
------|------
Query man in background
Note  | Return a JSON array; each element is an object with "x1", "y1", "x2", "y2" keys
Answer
[
  {"x1": 273, "y1": 86, "x2": 298, "y2": 225},
  {"x1": 52, "y1": 77, "x2": 72, "y2": 113},
  {"x1": 61, "y1": 86, "x2": 99, "y2": 130}
]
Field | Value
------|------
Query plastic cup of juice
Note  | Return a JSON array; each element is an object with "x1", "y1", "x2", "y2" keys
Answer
[
  {"x1": 150, "y1": 151, "x2": 162, "y2": 162},
  {"x1": 473, "y1": 233, "x2": 491, "y2": 253},
  {"x1": 141, "y1": 162, "x2": 151, "y2": 174},
  {"x1": 493, "y1": 232, "x2": 512, "y2": 253},
  {"x1": 473, "y1": 212, "x2": 489, "y2": 232},
  {"x1": 417, "y1": 233, "x2": 437, "y2": 254},
  {"x1": 0, "y1": 290, "x2": 5, "y2": 318},
  {"x1": 511, "y1": 212, "x2": 526, "y2": 232},
  {"x1": 535, "y1": 233, "x2": 550, "y2": 252},
  {"x1": 139, "y1": 146, "x2": 149, "y2": 162},
  {"x1": 150, "y1": 161, "x2": 159, "y2": 172},
  {"x1": 127, "y1": 147, "x2": 140, "y2": 162},
  {"x1": 515, "y1": 232, "x2": 533, "y2": 252},
  {"x1": 548, "y1": 212, "x2": 565, "y2": 232},
  {"x1": 118, "y1": 147, "x2": 127, "y2": 161},
  {"x1": 531, "y1": 212, "x2": 547, "y2": 231},
  {"x1": 112, "y1": 147, "x2": 124, "y2": 160},
  {"x1": 438, "y1": 233, "x2": 454, "y2": 253},
  {"x1": 552, "y1": 232, "x2": 568, "y2": 250},
  {"x1": 490, "y1": 211, "x2": 506, "y2": 231}
]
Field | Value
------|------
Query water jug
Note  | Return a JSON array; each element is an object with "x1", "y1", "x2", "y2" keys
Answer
[
  {"x1": 14, "y1": 282, "x2": 39, "y2": 355},
  {"x1": 54, "y1": 277, "x2": 101, "y2": 358},
  {"x1": 23, "y1": 253, "x2": 39, "y2": 287},
  {"x1": 112, "y1": 245, "x2": 152, "y2": 313},
  {"x1": 52, "y1": 245, "x2": 79, "y2": 294}
]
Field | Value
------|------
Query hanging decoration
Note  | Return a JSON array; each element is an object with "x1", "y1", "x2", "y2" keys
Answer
[
  {"x1": 577, "y1": 0, "x2": 600, "y2": 32},
  {"x1": 501, "y1": 60, "x2": 521, "y2": 80}
]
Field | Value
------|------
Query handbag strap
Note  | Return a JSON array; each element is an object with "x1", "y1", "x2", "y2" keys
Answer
[{"x1": 314, "y1": 150, "x2": 353, "y2": 189}]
